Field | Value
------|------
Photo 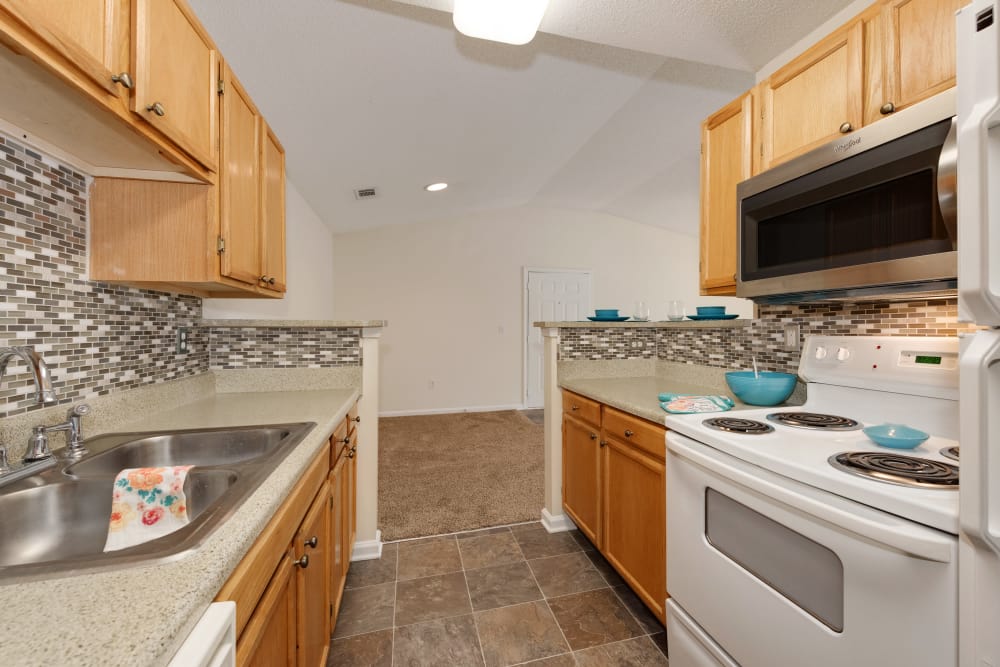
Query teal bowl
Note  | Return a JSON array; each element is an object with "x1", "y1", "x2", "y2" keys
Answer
[
  {"x1": 725, "y1": 371, "x2": 797, "y2": 406},
  {"x1": 697, "y1": 306, "x2": 726, "y2": 316},
  {"x1": 863, "y1": 424, "x2": 929, "y2": 449},
  {"x1": 594, "y1": 309, "x2": 619, "y2": 318}
]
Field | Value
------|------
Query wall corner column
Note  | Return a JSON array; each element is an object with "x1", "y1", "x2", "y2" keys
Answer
[
  {"x1": 354, "y1": 325, "x2": 382, "y2": 559},
  {"x1": 541, "y1": 326, "x2": 574, "y2": 533}
]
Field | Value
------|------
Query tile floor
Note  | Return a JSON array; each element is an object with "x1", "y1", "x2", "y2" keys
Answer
[{"x1": 328, "y1": 522, "x2": 668, "y2": 666}]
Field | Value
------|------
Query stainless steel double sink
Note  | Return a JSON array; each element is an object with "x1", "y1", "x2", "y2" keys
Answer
[{"x1": 0, "y1": 421, "x2": 315, "y2": 581}]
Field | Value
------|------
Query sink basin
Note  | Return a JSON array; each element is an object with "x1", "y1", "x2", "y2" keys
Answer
[
  {"x1": 0, "y1": 421, "x2": 315, "y2": 581},
  {"x1": 65, "y1": 427, "x2": 292, "y2": 476},
  {"x1": 0, "y1": 470, "x2": 237, "y2": 568}
]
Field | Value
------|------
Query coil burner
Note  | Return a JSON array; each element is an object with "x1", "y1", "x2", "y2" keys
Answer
[
  {"x1": 829, "y1": 452, "x2": 959, "y2": 489},
  {"x1": 703, "y1": 417, "x2": 775, "y2": 435},
  {"x1": 767, "y1": 412, "x2": 861, "y2": 431},
  {"x1": 940, "y1": 446, "x2": 960, "y2": 462}
]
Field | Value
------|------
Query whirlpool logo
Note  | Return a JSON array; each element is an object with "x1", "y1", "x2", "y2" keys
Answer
[{"x1": 834, "y1": 137, "x2": 861, "y2": 153}]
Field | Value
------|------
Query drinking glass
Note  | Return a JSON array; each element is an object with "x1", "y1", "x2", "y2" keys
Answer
[
  {"x1": 633, "y1": 301, "x2": 650, "y2": 321},
  {"x1": 666, "y1": 300, "x2": 685, "y2": 321}
]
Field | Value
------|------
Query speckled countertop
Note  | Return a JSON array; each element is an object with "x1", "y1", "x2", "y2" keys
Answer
[
  {"x1": 0, "y1": 387, "x2": 359, "y2": 667},
  {"x1": 560, "y1": 375, "x2": 748, "y2": 425},
  {"x1": 534, "y1": 319, "x2": 749, "y2": 329},
  {"x1": 200, "y1": 319, "x2": 386, "y2": 328}
]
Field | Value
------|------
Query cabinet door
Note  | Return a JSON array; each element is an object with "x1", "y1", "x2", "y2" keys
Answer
[
  {"x1": 603, "y1": 437, "x2": 666, "y2": 623},
  {"x1": 131, "y1": 0, "x2": 218, "y2": 171},
  {"x1": 260, "y1": 123, "x2": 287, "y2": 293},
  {"x1": 760, "y1": 20, "x2": 863, "y2": 170},
  {"x1": 562, "y1": 413, "x2": 602, "y2": 546},
  {"x1": 219, "y1": 63, "x2": 262, "y2": 287},
  {"x1": 700, "y1": 92, "x2": 752, "y2": 295},
  {"x1": 329, "y1": 456, "x2": 346, "y2": 629},
  {"x1": 2, "y1": 0, "x2": 124, "y2": 96},
  {"x1": 345, "y1": 431, "x2": 358, "y2": 563},
  {"x1": 881, "y1": 0, "x2": 962, "y2": 115},
  {"x1": 296, "y1": 483, "x2": 331, "y2": 667},
  {"x1": 238, "y1": 551, "x2": 297, "y2": 667}
]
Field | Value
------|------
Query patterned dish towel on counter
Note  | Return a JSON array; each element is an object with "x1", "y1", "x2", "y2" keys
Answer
[
  {"x1": 659, "y1": 393, "x2": 735, "y2": 414},
  {"x1": 104, "y1": 466, "x2": 194, "y2": 552}
]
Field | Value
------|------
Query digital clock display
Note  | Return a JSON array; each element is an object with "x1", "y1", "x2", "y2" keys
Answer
[{"x1": 915, "y1": 355, "x2": 943, "y2": 365}]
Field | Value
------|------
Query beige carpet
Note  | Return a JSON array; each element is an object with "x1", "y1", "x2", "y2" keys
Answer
[{"x1": 378, "y1": 410, "x2": 544, "y2": 541}]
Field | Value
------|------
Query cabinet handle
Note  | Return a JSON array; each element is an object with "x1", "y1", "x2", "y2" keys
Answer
[
  {"x1": 146, "y1": 102, "x2": 166, "y2": 117},
  {"x1": 624, "y1": 429, "x2": 634, "y2": 438},
  {"x1": 268, "y1": 277, "x2": 276, "y2": 285},
  {"x1": 571, "y1": 405, "x2": 579, "y2": 411},
  {"x1": 111, "y1": 72, "x2": 134, "y2": 90},
  {"x1": 839, "y1": 122, "x2": 853, "y2": 134},
  {"x1": 353, "y1": 415, "x2": 361, "y2": 423},
  {"x1": 293, "y1": 554, "x2": 309, "y2": 568},
  {"x1": 589, "y1": 432, "x2": 597, "y2": 440},
  {"x1": 348, "y1": 449, "x2": 356, "y2": 458},
  {"x1": 880, "y1": 102, "x2": 896, "y2": 115},
  {"x1": 259, "y1": 275, "x2": 268, "y2": 282},
  {"x1": 304, "y1": 535, "x2": 318, "y2": 548},
  {"x1": 599, "y1": 440, "x2": 607, "y2": 448},
  {"x1": 341, "y1": 436, "x2": 351, "y2": 445}
]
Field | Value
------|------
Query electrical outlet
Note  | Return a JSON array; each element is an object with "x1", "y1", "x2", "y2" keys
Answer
[
  {"x1": 783, "y1": 324, "x2": 800, "y2": 351},
  {"x1": 176, "y1": 327, "x2": 189, "y2": 354},
  {"x1": 428, "y1": 379, "x2": 435, "y2": 390}
]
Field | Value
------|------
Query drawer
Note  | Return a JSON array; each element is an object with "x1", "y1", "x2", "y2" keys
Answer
[
  {"x1": 331, "y1": 420, "x2": 349, "y2": 467},
  {"x1": 602, "y1": 406, "x2": 666, "y2": 461},
  {"x1": 562, "y1": 390, "x2": 601, "y2": 426}
]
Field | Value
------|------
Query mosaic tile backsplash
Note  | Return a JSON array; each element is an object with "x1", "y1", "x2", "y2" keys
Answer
[
  {"x1": 560, "y1": 299, "x2": 975, "y2": 374},
  {"x1": 208, "y1": 327, "x2": 362, "y2": 369},
  {"x1": 0, "y1": 133, "x2": 208, "y2": 417}
]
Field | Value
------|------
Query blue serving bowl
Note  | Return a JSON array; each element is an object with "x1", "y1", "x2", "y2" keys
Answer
[
  {"x1": 594, "y1": 309, "x2": 619, "y2": 318},
  {"x1": 697, "y1": 306, "x2": 727, "y2": 316},
  {"x1": 725, "y1": 371, "x2": 797, "y2": 406},
  {"x1": 863, "y1": 423, "x2": 930, "y2": 449}
]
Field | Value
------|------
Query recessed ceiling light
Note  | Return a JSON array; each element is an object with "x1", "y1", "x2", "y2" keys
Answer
[
  {"x1": 453, "y1": 0, "x2": 550, "y2": 46},
  {"x1": 424, "y1": 182, "x2": 448, "y2": 192}
]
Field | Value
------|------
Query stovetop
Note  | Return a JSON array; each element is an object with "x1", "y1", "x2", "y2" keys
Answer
[{"x1": 664, "y1": 336, "x2": 961, "y2": 535}]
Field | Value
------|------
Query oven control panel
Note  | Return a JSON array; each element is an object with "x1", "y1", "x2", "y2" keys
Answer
[{"x1": 799, "y1": 335, "x2": 959, "y2": 397}]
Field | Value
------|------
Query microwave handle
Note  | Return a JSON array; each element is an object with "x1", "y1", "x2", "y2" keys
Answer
[{"x1": 937, "y1": 117, "x2": 958, "y2": 249}]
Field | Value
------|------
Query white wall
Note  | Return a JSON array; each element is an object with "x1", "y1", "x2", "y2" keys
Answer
[
  {"x1": 203, "y1": 181, "x2": 336, "y2": 319},
  {"x1": 331, "y1": 206, "x2": 752, "y2": 414}
]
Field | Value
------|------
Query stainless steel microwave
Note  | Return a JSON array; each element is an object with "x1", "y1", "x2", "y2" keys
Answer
[{"x1": 736, "y1": 90, "x2": 957, "y2": 303}]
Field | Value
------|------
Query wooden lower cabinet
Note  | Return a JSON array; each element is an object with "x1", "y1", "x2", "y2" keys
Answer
[
  {"x1": 562, "y1": 412, "x2": 602, "y2": 545},
  {"x1": 219, "y1": 400, "x2": 361, "y2": 667},
  {"x1": 603, "y1": 436, "x2": 667, "y2": 621},
  {"x1": 561, "y1": 390, "x2": 667, "y2": 624}
]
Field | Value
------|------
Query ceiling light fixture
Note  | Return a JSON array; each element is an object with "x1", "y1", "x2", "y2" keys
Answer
[
  {"x1": 452, "y1": 0, "x2": 550, "y2": 46},
  {"x1": 424, "y1": 182, "x2": 448, "y2": 192}
]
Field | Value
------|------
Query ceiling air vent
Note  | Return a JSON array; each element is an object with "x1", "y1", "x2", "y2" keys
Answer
[{"x1": 354, "y1": 187, "x2": 378, "y2": 200}]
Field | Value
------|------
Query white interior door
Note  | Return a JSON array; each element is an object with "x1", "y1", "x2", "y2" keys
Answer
[{"x1": 524, "y1": 269, "x2": 592, "y2": 408}]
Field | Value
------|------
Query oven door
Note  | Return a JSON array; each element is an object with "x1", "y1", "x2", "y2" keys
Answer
[{"x1": 666, "y1": 432, "x2": 957, "y2": 667}]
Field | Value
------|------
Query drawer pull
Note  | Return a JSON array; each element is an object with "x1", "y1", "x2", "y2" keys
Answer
[
  {"x1": 353, "y1": 415, "x2": 361, "y2": 423},
  {"x1": 146, "y1": 102, "x2": 166, "y2": 116},
  {"x1": 624, "y1": 429, "x2": 634, "y2": 438},
  {"x1": 600, "y1": 440, "x2": 607, "y2": 448},
  {"x1": 839, "y1": 121, "x2": 853, "y2": 134},
  {"x1": 293, "y1": 554, "x2": 309, "y2": 569},
  {"x1": 304, "y1": 536, "x2": 318, "y2": 548},
  {"x1": 571, "y1": 405, "x2": 579, "y2": 411},
  {"x1": 589, "y1": 432, "x2": 597, "y2": 440},
  {"x1": 880, "y1": 101, "x2": 896, "y2": 115},
  {"x1": 348, "y1": 449, "x2": 356, "y2": 459},
  {"x1": 342, "y1": 436, "x2": 351, "y2": 445}
]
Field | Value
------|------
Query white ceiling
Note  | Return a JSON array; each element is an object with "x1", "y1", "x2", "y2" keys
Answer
[{"x1": 188, "y1": 0, "x2": 855, "y2": 236}]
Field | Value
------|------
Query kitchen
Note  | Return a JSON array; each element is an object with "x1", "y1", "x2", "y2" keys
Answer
[{"x1": 0, "y1": 0, "x2": 997, "y2": 666}]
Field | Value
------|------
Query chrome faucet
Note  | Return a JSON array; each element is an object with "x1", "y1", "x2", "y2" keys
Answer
[
  {"x1": 0, "y1": 346, "x2": 58, "y2": 405},
  {"x1": 26, "y1": 404, "x2": 92, "y2": 461}
]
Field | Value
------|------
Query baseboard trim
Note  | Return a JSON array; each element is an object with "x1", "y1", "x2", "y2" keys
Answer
[
  {"x1": 541, "y1": 509, "x2": 577, "y2": 533},
  {"x1": 379, "y1": 404, "x2": 525, "y2": 417},
  {"x1": 350, "y1": 530, "x2": 383, "y2": 561}
]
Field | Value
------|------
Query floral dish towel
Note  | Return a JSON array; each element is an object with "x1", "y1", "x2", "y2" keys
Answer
[{"x1": 104, "y1": 466, "x2": 194, "y2": 552}]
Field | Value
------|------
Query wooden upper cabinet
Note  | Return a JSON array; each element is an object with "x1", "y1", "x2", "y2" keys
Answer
[
  {"x1": 877, "y1": 0, "x2": 963, "y2": 118},
  {"x1": 700, "y1": 92, "x2": 752, "y2": 295},
  {"x1": 131, "y1": 0, "x2": 218, "y2": 171},
  {"x1": 759, "y1": 19, "x2": 863, "y2": 171},
  {"x1": 260, "y1": 123, "x2": 287, "y2": 293},
  {"x1": 1, "y1": 0, "x2": 126, "y2": 97},
  {"x1": 220, "y1": 63, "x2": 262, "y2": 287}
]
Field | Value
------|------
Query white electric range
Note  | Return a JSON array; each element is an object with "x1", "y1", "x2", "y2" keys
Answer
[{"x1": 663, "y1": 335, "x2": 960, "y2": 667}]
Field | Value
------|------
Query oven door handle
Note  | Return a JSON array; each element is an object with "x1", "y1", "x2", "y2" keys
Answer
[{"x1": 668, "y1": 433, "x2": 955, "y2": 563}]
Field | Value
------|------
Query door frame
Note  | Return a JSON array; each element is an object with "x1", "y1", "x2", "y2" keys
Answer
[{"x1": 523, "y1": 266, "x2": 593, "y2": 408}]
